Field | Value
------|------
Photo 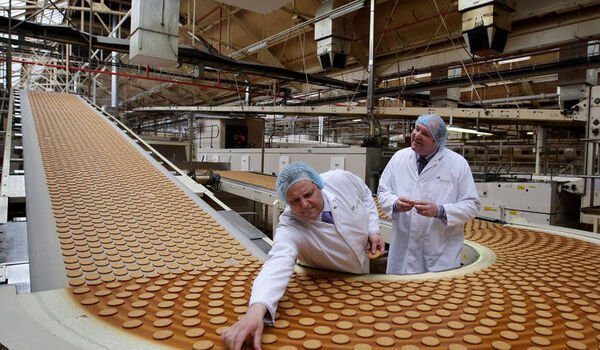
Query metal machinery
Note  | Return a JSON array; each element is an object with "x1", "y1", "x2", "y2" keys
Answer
[
  {"x1": 314, "y1": 0, "x2": 354, "y2": 70},
  {"x1": 459, "y1": 0, "x2": 514, "y2": 57},
  {"x1": 476, "y1": 177, "x2": 583, "y2": 226},
  {"x1": 570, "y1": 85, "x2": 600, "y2": 227}
]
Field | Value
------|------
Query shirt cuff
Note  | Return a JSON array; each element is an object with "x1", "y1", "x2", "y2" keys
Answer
[
  {"x1": 437, "y1": 204, "x2": 447, "y2": 224},
  {"x1": 392, "y1": 198, "x2": 401, "y2": 213}
]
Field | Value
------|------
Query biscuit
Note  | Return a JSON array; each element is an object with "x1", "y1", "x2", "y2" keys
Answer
[{"x1": 367, "y1": 250, "x2": 382, "y2": 259}]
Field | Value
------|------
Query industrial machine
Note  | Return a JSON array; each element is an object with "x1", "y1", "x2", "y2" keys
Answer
[{"x1": 476, "y1": 177, "x2": 583, "y2": 226}]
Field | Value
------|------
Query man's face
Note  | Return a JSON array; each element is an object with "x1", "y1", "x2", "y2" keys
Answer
[
  {"x1": 411, "y1": 124, "x2": 438, "y2": 156},
  {"x1": 286, "y1": 180, "x2": 324, "y2": 221}
]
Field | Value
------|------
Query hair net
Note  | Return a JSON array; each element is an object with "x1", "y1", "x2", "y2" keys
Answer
[
  {"x1": 276, "y1": 162, "x2": 323, "y2": 204},
  {"x1": 415, "y1": 113, "x2": 447, "y2": 147}
]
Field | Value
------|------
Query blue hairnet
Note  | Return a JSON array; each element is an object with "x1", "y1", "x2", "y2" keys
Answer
[
  {"x1": 276, "y1": 162, "x2": 323, "y2": 204},
  {"x1": 415, "y1": 113, "x2": 447, "y2": 147}
]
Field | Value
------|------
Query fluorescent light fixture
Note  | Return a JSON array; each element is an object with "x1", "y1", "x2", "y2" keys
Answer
[
  {"x1": 526, "y1": 131, "x2": 534, "y2": 135},
  {"x1": 498, "y1": 56, "x2": 531, "y2": 65},
  {"x1": 447, "y1": 126, "x2": 493, "y2": 136},
  {"x1": 352, "y1": 118, "x2": 362, "y2": 122},
  {"x1": 247, "y1": 42, "x2": 268, "y2": 54},
  {"x1": 413, "y1": 72, "x2": 432, "y2": 79},
  {"x1": 382, "y1": 77, "x2": 400, "y2": 83},
  {"x1": 329, "y1": 1, "x2": 365, "y2": 20}
]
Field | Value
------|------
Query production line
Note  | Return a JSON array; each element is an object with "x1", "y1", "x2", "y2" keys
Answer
[{"x1": 1, "y1": 91, "x2": 600, "y2": 349}]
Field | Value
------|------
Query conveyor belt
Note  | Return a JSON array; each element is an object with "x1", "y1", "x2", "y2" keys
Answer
[
  {"x1": 216, "y1": 171, "x2": 277, "y2": 191},
  {"x1": 4, "y1": 91, "x2": 600, "y2": 350}
]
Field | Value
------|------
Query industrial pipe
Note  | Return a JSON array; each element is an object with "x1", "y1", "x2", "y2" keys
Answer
[{"x1": 0, "y1": 57, "x2": 285, "y2": 100}]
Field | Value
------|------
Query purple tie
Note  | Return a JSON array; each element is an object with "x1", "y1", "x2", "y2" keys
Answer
[{"x1": 321, "y1": 211, "x2": 334, "y2": 224}]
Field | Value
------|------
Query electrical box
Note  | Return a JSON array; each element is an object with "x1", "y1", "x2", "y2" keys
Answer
[
  {"x1": 130, "y1": 0, "x2": 179, "y2": 67},
  {"x1": 330, "y1": 156, "x2": 345, "y2": 170},
  {"x1": 241, "y1": 155, "x2": 250, "y2": 172}
]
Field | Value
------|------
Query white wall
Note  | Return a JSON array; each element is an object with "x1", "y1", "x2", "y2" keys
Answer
[
  {"x1": 197, "y1": 147, "x2": 369, "y2": 180},
  {"x1": 197, "y1": 119, "x2": 225, "y2": 150}
]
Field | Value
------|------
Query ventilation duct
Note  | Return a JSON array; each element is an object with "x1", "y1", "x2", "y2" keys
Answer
[
  {"x1": 314, "y1": 0, "x2": 354, "y2": 70},
  {"x1": 130, "y1": 0, "x2": 180, "y2": 67},
  {"x1": 459, "y1": 0, "x2": 514, "y2": 57}
]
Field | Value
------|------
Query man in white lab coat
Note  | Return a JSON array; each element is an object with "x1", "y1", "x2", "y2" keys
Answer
[
  {"x1": 378, "y1": 113, "x2": 480, "y2": 275},
  {"x1": 221, "y1": 162, "x2": 384, "y2": 350}
]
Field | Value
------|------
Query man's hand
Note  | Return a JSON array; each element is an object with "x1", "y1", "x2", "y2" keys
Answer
[
  {"x1": 413, "y1": 200, "x2": 438, "y2": 218},
  {"x1": 394, "y1": 197, "x2": 414, "y2": 212},
  {"x1": 221, "y1": 304, "x2": 267, "y2": 350},
  {"x1": 366, "y1": 233, "x2": 385, "y2": 255}
]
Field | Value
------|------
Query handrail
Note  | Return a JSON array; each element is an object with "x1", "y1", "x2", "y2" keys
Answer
[{"x1": 0, "y1": 90, "x2": 15, "y2": 223}]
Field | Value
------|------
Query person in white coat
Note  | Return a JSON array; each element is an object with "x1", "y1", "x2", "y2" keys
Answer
[
  {"x1": 221, "y1": 162, "x2": 385, "y2": 350},
  {"x1": 378, "y1": 113, "x2": 480, "y2": 275}
]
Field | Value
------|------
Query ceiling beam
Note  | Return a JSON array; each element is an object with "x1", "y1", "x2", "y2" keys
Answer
[
  {"x1": 0, "y1": 15, "x2": 366, "y2": 92},
  {"x1": 130, "y1": 105, "x2": 578, "y2": 124},
  {"x1": 225, "y1": 11, "x2": 285, "y2": 70}
]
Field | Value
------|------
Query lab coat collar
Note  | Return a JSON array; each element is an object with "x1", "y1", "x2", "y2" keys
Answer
[
  {"x1": 319, "y1": 191, "x2": 333, "y2": 221},
  {"x1": 321, "y1": 187, "x2": 337, "y2": 211},
  {"x1": 413, "y1": 147, "x2": 445, "y2": 174}
]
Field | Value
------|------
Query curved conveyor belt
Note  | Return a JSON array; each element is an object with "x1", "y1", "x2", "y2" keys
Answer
[{"x1": 0, "y1": 91, "x2": 598, "y2": 350}]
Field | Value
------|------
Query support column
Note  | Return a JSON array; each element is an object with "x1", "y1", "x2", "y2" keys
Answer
[
  {"x1": 535, "y1": 125, "x2": 545, "y2": 175},
  {"x1": 188, "y1": 113, "x2": 195, "y2": 165},
  {"x1": 430, "y1": 67, "x2": 461, "y2": 107},
  {"x1": 111, "y1": 15, "x2": 119, "y2": 114},
  {"x1": 92, "y1": 78, "x2": 97, "y2": 104},
  {"x1": 318, "y1": 116, "x2": 324, "y2": 143},
  {"x1": 6, "y1": 1, "x2": 12, "y2": 94},
  {"x1": 558, "y1": 43, "x2": 597, "y2": 110},
  {"x1": 365, "y1": 0, "x2": 380, "y2": 141}
]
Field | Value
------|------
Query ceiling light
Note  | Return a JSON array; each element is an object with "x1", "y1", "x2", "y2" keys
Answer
[
  {"x1": 413, "y1": 72, "x2": 432, "y2": 79},
  {"x1": 447, "y1": 126, "x2": 492, "y2": 136},
  {"x1": 352, "y1": 118, "x2": 362, "y2": 122},
  {"x1": 526, "y1": 131, "x2": 534, "y2": 135},
  {"x1": 498, "y1": 56, "x2": 531, "y2": 65}
]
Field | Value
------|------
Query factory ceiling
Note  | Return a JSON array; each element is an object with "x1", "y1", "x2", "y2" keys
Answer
[{"x1": 1, "y1": 0, "x2": 600, "y2": 128}]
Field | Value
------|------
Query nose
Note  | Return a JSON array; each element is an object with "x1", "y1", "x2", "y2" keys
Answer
[{"x1": 299, "y1": 197, "x2": 309, "y2": 208}]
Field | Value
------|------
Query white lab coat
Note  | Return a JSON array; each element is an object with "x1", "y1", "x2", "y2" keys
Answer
[
  {"x1": 378, "y1": 147, "x2": 480, "y2": 275},
  {"x1": 249, "y1": 170, "x2": 381, "y2": 322}
]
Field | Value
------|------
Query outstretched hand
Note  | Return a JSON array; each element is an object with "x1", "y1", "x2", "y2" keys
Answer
[
  {"x1": 221, "y1": 304, "x2": 267, "y2": 350},
  {"x1": 366, "y1": 233, "x2": 385, "y2": 255}
]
